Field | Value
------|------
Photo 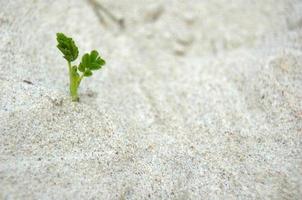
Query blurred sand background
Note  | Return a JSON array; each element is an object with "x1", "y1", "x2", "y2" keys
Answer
[{"x1": 0, "y1": 0, "x2": 302, "y2": 199}]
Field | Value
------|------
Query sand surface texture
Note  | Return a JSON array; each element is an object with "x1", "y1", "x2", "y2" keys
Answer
[{"x1": 0, "y1": 0, "x2": 302, "y2": 199}]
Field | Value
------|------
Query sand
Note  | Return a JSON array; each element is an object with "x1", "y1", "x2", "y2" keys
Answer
[{"x1": 0, "y1": 0, "x2": 301, "y2": 199}]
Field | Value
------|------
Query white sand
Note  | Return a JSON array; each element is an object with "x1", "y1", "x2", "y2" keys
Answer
[{"x1": 0, "y1": 0, "x2": 301, "y2": 199}]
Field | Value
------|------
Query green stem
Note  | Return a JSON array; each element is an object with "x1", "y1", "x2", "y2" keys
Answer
[
  {"x1": 68, "y1": 61, "x2": 79, "y2": 102},
  {"x1": 78, "y1": 74, "x2": 84, "y2": 86}
]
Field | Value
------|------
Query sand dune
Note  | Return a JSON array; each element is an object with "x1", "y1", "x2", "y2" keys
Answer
[{"x1": 0, "y1": 0, "x2": 301, "y2": 199}]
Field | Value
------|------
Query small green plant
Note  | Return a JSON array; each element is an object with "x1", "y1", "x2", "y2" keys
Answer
[{"x1": 56, "y1": 33, "x2": 105, "y2": 101}]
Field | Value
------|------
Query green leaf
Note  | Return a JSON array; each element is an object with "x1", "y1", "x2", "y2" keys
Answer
[
  {"x1": 71, "y1": 66, "x2": 79, "y2": 78},
  {"x1": 78, "y1": 53, "x2": 89, "y2": 72},
  {"x1": 79, "y1": 50, "x2": 105, "y2": 73},
  {"x1": 56, "y1": 33, "x2": 79, "y2": 62},
  {"x1": 83, "y1": 70, "x2": 93, "y2": 77}
]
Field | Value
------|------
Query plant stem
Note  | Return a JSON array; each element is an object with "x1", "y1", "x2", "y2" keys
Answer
[
  {"x1": 78, "y1": 74, "x2": 84, "y2": 85},
  {"x1": 68, "y1": 61, "x2": 79, "y2": 102}
]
